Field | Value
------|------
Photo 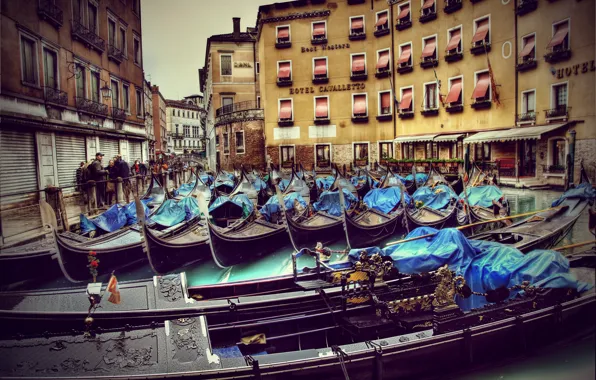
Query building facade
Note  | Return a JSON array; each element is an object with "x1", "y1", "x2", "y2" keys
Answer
[
  {"x1": 200, "y1": 18, "x2": 265, "y2": 171},
  {"x1": 165, "y1": 99, "x2": 203, "y2": 155},
  {"x1": 144, "y1": 77, "x2": 155, "y2": 160},
  {"x1": 0, "y1": 0, "x2": 145, "y2": 208},
  {"x1": 151, "y1": 85, "x2": 167, "y2": 154}
]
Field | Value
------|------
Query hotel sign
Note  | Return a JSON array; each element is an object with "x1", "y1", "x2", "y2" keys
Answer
[
  {"x1": 554, "y1": 60, "x2": 595, "y2": 79},
  {"x1": 301, "y1": 43, "x2": 351, "y2": 53},
  {"x1": 289, "y1": 83, "x2": 365, "y2": 95}
]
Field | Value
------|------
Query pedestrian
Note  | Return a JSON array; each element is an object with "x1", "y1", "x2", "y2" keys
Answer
[
  {"x1": 76, "y1": 162, "x2": 85, "y2": 192},
  {"x1": 106, "y1": 160, "x2": 117, "y2": 205},
  {"x1": 116, "y1": 155, "x2": 132, "y2": 203},
  {"x1": 88, "y1": 153, "x2": 108, "y2": 207}
]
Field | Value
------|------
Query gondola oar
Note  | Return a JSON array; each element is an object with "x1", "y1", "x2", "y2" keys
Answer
[
  {"x1": 385, "y1": 205, "x2": 567, "y2": 247},
  {"x1": 196, "y1": 191, "x2": 226, "y2": 269},
  {"x1": 554, "y1": 240, "x2": 596, "y2": 251},
  {"x1": 275, "y1": 184, "x2": 299, "y2": 252},
  {"x1": 337, "y1": 182, "x2": 352, "y2": 250}
]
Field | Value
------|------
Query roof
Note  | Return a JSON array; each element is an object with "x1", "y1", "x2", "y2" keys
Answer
[
  {"x1": 165, "y1": 99, "x2": 201, "y2": 110},
  {"x1": 463, "y1": 123, "x2": 569, "y2": 144}
]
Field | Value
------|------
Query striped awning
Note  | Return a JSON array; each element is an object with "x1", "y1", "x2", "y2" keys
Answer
[
  {"x1": 394, "y1": 134, "x2": 437, "y2": 143},
  {"x1": 434, "y1": 134, "x2": 464, "y2": 142},
  {"x1": 463, "y1": 123, "x2": 567, "y2": 144}
]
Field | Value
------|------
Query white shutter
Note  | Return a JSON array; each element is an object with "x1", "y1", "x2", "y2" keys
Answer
[
  {"x1": 99, "y1": 137, "x2": 119, "y2": 160},
  {"x1": 129, "y1": 141, "x2": 142, "y2": 162},
  {"x1": 56, "y1": 134, "x2": 86, "y2": 195},
  {"x1": 0, "y1": 130, "x2": 38, "y2": 207}
]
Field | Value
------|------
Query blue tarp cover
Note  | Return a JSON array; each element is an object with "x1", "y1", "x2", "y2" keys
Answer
[
  {"x1": 200, "y1": 174, "x2": 214, "y2": 185},
  {"x1": 317, "y1": 176, "x2": 336, "y2": 190},
  {"x1": 459, "y1": 185, "x2": 504, "y2": 208},
  {"x1": 209, "y1": 194, "x2": 254, "y2": 218},
  {"x1": 176, "y1": 182, "x2": 195, "y2": 197},
  {"x1": 313, "y1": 189, "x2": 358, "y2": 217},
  {"x1": 150, "y1": 199, "x2": 187, "y2": 227},
  {"x1": 350, "y1": 175, "x2": 379, "y2": 189},
  {"x1": 412, "y1": 184, "x2": 457, "y2": 210},
  {"x1": 384, "y1": 173, "x2": 406, "y2": 187},
  {"x1": 364, "y1": 187, "x2": 412, "y2": 214},
  {"x1": 405, "y1": 173, "x2": 428, "y2": 184},
  {"x1": 80, "y1": 199, "x2": 153, "y2": 234},
  {"x1": 279, "y1": 178, "x2": 290, "y2": 192},
  {"x1": 252, "y1": 177, "x2": 267, "y2": 191},
  {"x1": 552, "y1": 182, "x2": 596, "y2": 207},
  {"x1": 349, "y1": 227, "x2": 592, "y2": 311},
  {"x1": 178, "y1": 197, "x2": 201, "y2": 220},
  {"x1": 259, "y1": 193, "x2": 307, "y2": 221},
  {"x1": 123, "y1": 198, "x2": 152, "y2": 225}
]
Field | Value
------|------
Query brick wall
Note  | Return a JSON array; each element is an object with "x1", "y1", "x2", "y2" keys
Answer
[{"x1": 216, "y1": 120, "x2": 266, "y2": 170}]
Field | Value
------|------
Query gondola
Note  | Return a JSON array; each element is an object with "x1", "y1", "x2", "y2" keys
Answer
[
  {"x1": 213, "y1": 169, "x2": 236, "y2": 194},
  {"x1": 406, "y1": 165, "x2": 459, "y2": 229},
  {"x1": 143, "y1": 173, "x2": 166, "y2": 208},
  {"x1": 229, "y1": 168, "x2": 260, "y2": 205},
  {"x1": 164, "y1": 170, "x2": 201, "y2": 200}
]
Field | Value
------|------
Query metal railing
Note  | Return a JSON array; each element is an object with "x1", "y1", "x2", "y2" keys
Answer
[
  {"x1": 71, "y1": 20, "x2": 105, "y2": 52},
  {"x1": 108, "y1": 44, "x2": 125, "y2": 62},
  {"x1": 516, "y1": 112, "x2": 536, "y2": 123},
  {"x1": 112, "y1": 107, "x2": 127, "y2": 120},
  {"x1": 43, "y1": 86, "x2": 68, "y2": 106},
  {"x1": 545, "y1": 106, "x2": 569, "y2": 119},
  {"x1": 215, "y1": 100, "x2": 260, "y2": 117},
  {"x1": 38, "y1": 0, "x2": 63, "y2": 27},
  {"x1": 75, "y1": 97, "x2": 108, "y2": 116}
]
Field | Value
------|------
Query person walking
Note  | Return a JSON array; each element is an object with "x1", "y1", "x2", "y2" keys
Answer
[
  {"x1": 88, "y1": 153, "x2": 108, "y2": 207},
  {"x1": 116, "y1": 155, "x2": 132, "y2": 203},
  {"x1": 76, "y1": 162, "x2": 85, "y2": 193},
  {"x1": 106, "y1": 160, "x2": 118, "y2": 205}
]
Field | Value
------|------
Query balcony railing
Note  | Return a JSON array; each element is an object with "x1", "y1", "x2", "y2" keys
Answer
[
  {"x1": 277, "y1": 77, "x2": 293, "y2": 87},
  {"x1": 545, "y1": 106, "x2": 569, "y2": 120},
  {"x1": 215, "y1": 100, "x2": 260, "y2": 117},
  {"x1": 542, "y1": 164, "x2": 566, "y2": 175},
  {"x1": 38, "y1": 0, "x2": 63, "y2": 28},
  {"x1": 313, "y1": 74, "x2": 329, "y2": 84},
  {"x1": 444, "y1": 0, "x2": 463, "y2": 14},
  {"x1": 396, "y1": 18, "x2": 412, "y2": 31},
  {"x1": 374, "y1": 25, "x2": 390, "y2": 37},
  {"x1": 516, "y1": 56, "x2": 537, "y2": 72},
  {"x1": 349, "y1": 30, "x2": 366, "y2": 41},
  {"x1": 470, "y1": 40, "x2": 491, "y2": 55},
  {"x1": 516, "y1": 0, "x2": 538, "y2": 16},
  {"x1": 516, "y1": 112, "x2": 536, "y2": 124},
  {"x1": 43, "y1": 86, "x2": 67, "y2": 106},
  {"x1": 108, "y1": 44, "x2": 125, "y2": 64},
  {"x1": 75, "y1": 97, "x2": 108, "y2": 116},
  {"x1": 170, "y1": 132, "x2": 184, "y2": 139},
  {"x1": 397, "y1": 63, "x2": 413, "y2": 74},
  {"x1": 445, "y1": 50, "x2": 463, "y2": 63},
  {"x1": 419, "y1": 9, "x2": 437, "y2": 23},
  {"x1": 112, "y1": 107, "x2": 127, "y2": 120},
  {"x1": 544, "y1": 45, "x2": 571, "y2": 63},
  {"x1": 420, "y1": 56, "x2": 438, "y2": 69},
  {"x1": 71, "y1": 20, "x2": 105, "y2": 52},
  {"x1": 350, "y1": 71, "x2": 367, "y2": 81}
]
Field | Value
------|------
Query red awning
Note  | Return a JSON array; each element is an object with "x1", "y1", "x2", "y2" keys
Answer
[
  {"x1": 398, "y1": 45, "x2": 411, "y2": 64},
  {"x1": 278, "y1": 62, "x2": 291, "y2": 78},
  {"x1": 279, "y1": 100, "x2": 292, "y2": 119},
  {"x1": 315, "y1": 97, "x2": 328, "y2": 118},
  {"x1": 445, "y1": 79, "x2": 462, "y2": 103},
  {"x1": 422, "y1": 0, "x2": 435, "y2": 10},
  {"x1": 547, "y1": 23, "x2": 568, "y2": 48},
  {"x1": 376, "y1": 51, "x2": 390, "y2": 69},
  {"x1": 381, "y1": 92, "x2": 391, "y2": 109},
  {"x1": 352, "y1": 55, "x2": 365, "y2": 72},
  {"x1": 398, "y1": 4, "x2": 410, "y2": 19},
  {"x1": 399, "y1": 89, "x2": 412, "y2": 110},
  {"x1": 472, "y1": 73, "x2": 490, "y2": 99},
  {"x1": 421, "y1": 37, "x2": 436, "y2": 58},
  {"x1": 314, "y1": 59, "x2": 327, "y2": 75},
  {"x1": 353, "y1": 95, "x2": 367, "y2": 114},
  {"x1": 519, "y1": 35, "x2": 535, "y2": 57},
  {"x1": 375, "y1": 13, "x2": 388, "y2": 27},
  {"x1": 313, "y1": 22, "x2": 326, "y2": 36},
  {"x1": 472, "y1": 19, "x2": 489, "y2": 43},
  {"x1": 446, "y1": 29, "x2": 461, "y2": 51},
  {"x1": 351, "y1": 17, "x2": 363, "y2": 29},
  {"x1": 277, "y1": 27, "x2": 289, "y2": 39}
]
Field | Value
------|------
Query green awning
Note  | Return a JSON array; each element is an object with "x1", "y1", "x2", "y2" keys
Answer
[
  {"x1": 394, "y1": 134, "x2": 437, "y2": 143},
  {"x1": 463, "y1": 123, "x2": 567, "y2": 144},
  {"x1": 434, "y1": 133, "x2": 464, "y2": 142}
]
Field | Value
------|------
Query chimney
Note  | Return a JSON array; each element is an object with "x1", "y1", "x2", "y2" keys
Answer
[{"x1": 233, "y1": 17, "x2": 240, "y2": 38}]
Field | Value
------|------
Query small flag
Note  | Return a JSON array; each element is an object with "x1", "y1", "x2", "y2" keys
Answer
[{"x1": 107, "y1": 274, "x2": 121, "y2": 304}]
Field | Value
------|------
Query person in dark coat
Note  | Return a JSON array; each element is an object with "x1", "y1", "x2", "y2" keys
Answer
[
  {"x1": 115, "y1": 155, "x2": 132, "y2": 203},
  {"x1": 88, "y1": 153, "x2": 108, "y2": 207}
]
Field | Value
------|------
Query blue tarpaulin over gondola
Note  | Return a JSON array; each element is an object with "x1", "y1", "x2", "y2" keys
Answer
[
  {"x1": 313, "y1": 189, "x2": 358, "y2": 217},
  {"x1": 349, "y1": 227, "x2": 592, "y2": 311},
  {"x1": 178, "y1": 197, "x2": 201, "y2": 220},
  {"x1": 209, "y1": 194, "x2": 254, "y2": 218},
  {"x1": 316, "y1": 176, "x2": 336, "y2": 190},
  {"x1": 80, "y1": 199, "x2": 153, "y2": 234},
  {"x1": 350, "y1": 175, "x2": 380, "y2": 189},
  {"x1": 176, "y1": 182, "x2": 195, "y2": 197},
  {"x1": 123, "y1": 198, "x2": 152, "y2": 225},
  {"x1": 279, "y1": 178, "x2": 290, "y2": 192},
  {"x1": 364, "y1": 187, "x2": 412, "y2": 214},
  {"x1": 459, "y1": 185, "x2": 504, "y2": 208},
  {"x1": 252, "y1": 177, "x2": 267, "y2": 191},
  {"x1": 200, "y1": 174, "x2": 214, "y2": 184},
  {"x1": 259, "y1": 192, "x2": 307, "y2": 222},
  {"x1": 150, "y1": 199, "x2": 187, "y2": 227},
  {"x1": 405, "y1": 173, "x2": 428, "y2": 184},
  {"x1": 384, "y1": 173, "x2": 407, "y2": 187},
  {"x1": 552, "y1": 182, "x2": 596, "y2": 207},
  {"x1": 412, "y1": 184, "x2": 458, "y2": 210}
]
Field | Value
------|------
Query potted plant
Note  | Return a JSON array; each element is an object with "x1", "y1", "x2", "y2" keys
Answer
[
  {"x1": 355, "y1": 156, "x2": 368, "y2": 166},
  {"x1": 282, "y1": 160, "x2": 294, "y2": 169}
]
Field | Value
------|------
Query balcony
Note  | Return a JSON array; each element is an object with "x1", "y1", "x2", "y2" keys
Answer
[
  {"x1": 312, "y1": 75, "x2": 329, "y2": 84},
  {"x1": 444, "y1": 0, "x2": 462, "y2": 14},
  {"x1": 470, "y1": 41, "x2": 491, "y2": 55},
  {"x1": 445, "y1": 103, "x2": 463, "y2": 113},
  {"x1": 349, "y1": 30, "x2": 366, "y2": 41},
  {"x1": 275, "y1": 39, "x2": 291, "y2": 49},
  {"x1": 314, "y1": 117, "x2": 330, "y2": 125},
  {"x1": 277, "y1": 77, "x2": 292, "y2": 87},
  {"x1": 351, "y1": 115, "x2": 369, "y2": 123},
  {"x1": 43, "y1": 87, "x2": 67, "y2": 106},
  {"x1": 108, "y1": 44, "x2": 125, "y2": 64},
  {"x1": 445, "y1": 50, "x2": 463, "y2": 63},
  {"x1": 471, "y1": 98, "x2": 492, "y2": 110},
  {"x1": 71, "y1": 20, "x2": 105, "y2": 53},
  {"x1": 38, "y1": 0, "x2": 63, "y2": 28},
  {"x1": 545, "y1": 106, "x2": 569, "y2": 121},
  {"x1": 516, "y1": 57, "x2": 537, "y2": 72},
  {"x1": 397, "y1": 63, "x2": 413, "y2": 74},
  {"x1": 398, "y1": 111, "x2": 414, "y2": 119},
  {"x1": 75, "y1": 97, "x2": 108, "y2": 117},
  {"x1": 375, "y1": 68, "x2": 391, "y2": 79},
  {"x1": 516, "y1": 112, "x2": 536, "y2": 124},
  {"x1": 311, "y1": 36, "x2": 327, "y2": 45},
  {"x1": 350, "y1": 71, "x2": 367, "y2": 81},
  {"x1": 170, "y1": 132, "x2": 184, "y2": 139},
  {"x1": 374, "y1": 26, "x2": 390, "y2": 38},
  {"x1": 420, "y1": 56, "x2": 438, "y2": 69},
  {"x1": 516, "y1": 0, "x2": 538, "y2": 16},
  {"x1": 544, "y1": 46, "x2": 571, "y2": 63},
  {"x1": 419, "y1": 9, "x2": 437, "y2": 24},
  {"x1": 396, "y1": 19, "x2": 412, "y2": 31},
  {"x1": 421, "y1": 108, "x2": 439, "y2": 116},
  {"x1": 112, "y1": 107, "x2": 127, "y2": 120},
  {"x1": 214, "y1": 100, "x2": 264, "y2": 127}
]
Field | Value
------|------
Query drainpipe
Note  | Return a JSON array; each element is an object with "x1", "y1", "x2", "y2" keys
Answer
[
  {"x1": 514, "y1": 0, "x2": 520, "y2": 184},
  {"x1": 390, "y1": 2, "x2": 397, "y2": 141},
  {"x1": 568, "y1": 129, "x2": 576, "y2": 186}
]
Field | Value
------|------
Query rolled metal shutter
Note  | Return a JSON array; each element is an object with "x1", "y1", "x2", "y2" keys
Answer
[
  {"x1": 129, "y1": 141, "x2": 142, "y2": 162},
  {"x1": 0, "y1": 130, "x2": 38, "y2": 207},
  {"x1": 99, "y1": 137, "x2": 120, "y2": 161},
  {"x1": 56, "y1": 134, "x2": 86, "y2": 195}
]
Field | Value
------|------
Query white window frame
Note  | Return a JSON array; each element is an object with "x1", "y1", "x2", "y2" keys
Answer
[
  {"x1": 311, "y1": 20, "x2": 327, "y2": 40},
  {"x1": 314, "y1": 143, "x2": 332, "y2": 167},
  {"x1": 552, "y1": 18, "x2": 570, "y2": 49},
  {"x1": 422, "y1": 34, "x2": 438, "y2": 61},
  {"x1": 399, "y1": 86, "x2": 415, "y2": 113},
  {"x1": 19, "y1": 30, "x2": 40, "y2": 87},
  {"x1": 313, "y1": 95, "x2": 330, "y2": 120},
  {"x1": 375, "y1": 10, "x2": 389, "y2": 30},
  {"x1": 276, "y1": 25, "x2": 291, "y2": 43},
  {"x1": 122, "y1": 82, "x2": 130, "y2": 113},
  {"x1": 447, "y1": 25, "x2": 463, "y2": 54},
  {"x1": 447, "y1": 75, "x2": 464, "y2": 105},
  {"x1": 312, "y1": 56, "x2": 328, "y2": 79},
  {"x1": 474, "y1": 69, "x2": 492, "y2": 102},
  {"x1": 398, "y1": 1, "x2": 411, "y2": 22},
  {"x1": 351, "y1": 92, "x2": 368, "y2": 118},
  {"x1": 350, "y1": 52, "x2": 367, "y2": 75},
  {"x1": 399, "y1": 42, "x2": 413, "y2": 67},
  {"x1": 473, "y1": 15, "x2": 491, "y2": 46},
  {"x1": 423, "y1": 81, "x2": 439, "y2": 110},
  {"x1": 521, "y1": 32, "x2": 536, "y2": 60},
  {"x1": 349, "y1": 15, "x2": 365, "y2": 35},
  {"x1": 278, "y1": 98, "x2": 294, "y2": 121},
  {"x1": 279, "y1": 144, "x2": 296, "y2": 164},
  {"x1": 352, "y1": 141, "x2": 370, "y2": 162},
  {"x1": 550, "y1": 81, "x2": 569, "y2": 110},
  {"x1": 277, "y1": 60, "x2": 292, "y2": 81},
  {"x1": 107, "y1": 13, "x2": 118, "y2": 48},
  {"x1": 119, "y1": 24, "x2": 127, "y2": 56},
  {"x1": 220, "y1": 54, "x2": 233, "y2": 77},
  {"x1": 378, "y1": 140, "x2": 394, "y2": 162},
  {"x1": 376, "y1": 48, "x2": 391, "y2": 72},
  {"x1": 521, "y1": 89, "x2": 536, "y2": 114},
  {"x1": 132, "y1": 33, "x2": 141, "y2": 65},
  {"x1": 41, "y1": 42, "x2": 60, "y2": 89},
  {"x1": 378, "y1": 90, "x2": 393, "y2": 115},
  {"x1": 235, "y1": 130, "x2": 245, "y2": 155}
]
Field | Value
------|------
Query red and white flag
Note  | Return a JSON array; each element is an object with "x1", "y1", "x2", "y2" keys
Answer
[{"x1": 107, "y1": 274, "x2": 121, "y2": 304}]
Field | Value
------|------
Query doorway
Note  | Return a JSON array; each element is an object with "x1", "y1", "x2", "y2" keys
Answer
[{"x1": 518, "y1": 140, "x2": 536, "y2": 177}]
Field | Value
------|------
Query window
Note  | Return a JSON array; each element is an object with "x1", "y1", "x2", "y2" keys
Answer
[
  {"x1": 350, "y1": 16, "x2": 365, "y2": 36},
  {"x1": 548, "y1": 20, "x2": 569, "y2": 51},
  {"x1": 277, "y1": 60, "x2": 292, "y2": 83},
  {"x1": 111, "y1": 79, "x2": 119, "y2": 108},
  {"x1": 223, "y1": 132, "x2": 229, "y2": 154},
  {"x1": 280, "y1": 146, "x2": 295, "y2": 165},
  {"x1": 215, "y1": 134, "x2": 220, "y2": 146},
  {"x1": 133, "y1": 35, "x2": 141, "y2": 64},
  {"x1": 399, "y1": 87, "x2": 414, "y2": 113},
  {"x1": 450, "y1": 142, "x2": 463, "y2": 159},
  {"x1": 276, "y1": 25, "x2": 290, "y2": 43},
  {"x1": 397, "y1": 2, "x2": 411, "y2": 23},
  {"x1": 475, "y1": 143, "x2": 491, "y2": 161},
  {"x1": 520, "y1": 34, "x2": 536, "y2": 61},
  {"x1": 421, "y1": 35, "x2": 437, "y2": 61},
  {"x1": 255, "y1": 62, "x2": 260, "y2": 74},
  {"x1": 43, "y1": 48, "x2": 58, "y2": 89},
  {"x1": 108, "y1": 17, "x2": 117, "y2": 48},
  {"x1": 552, "y1": 139, "x2": 566, "y2": 167},
  {"x1": 256, "y1": 96, "x2": 261, "y2": 108},
  {"x1": 220, "y1": 54, "x2": 232, "y2": 76},
  {"x1": 222, "y1": 96, "x2": 233, "y2": 112},
  {"x1": 352, "y1": 93, "x2": 368, "y2": 117},
  {"x1": 425, "y1": 142, "x2": 438, "y2": 159},
  {"x1": 76, "y1": 64, "x2": 86, "y2": 98},
  {"x1": 175, "y1": 124, "x2": 179, "y2": 134},
  {"x1": 278, "y1": 99, "x2": 293, "y2": 121},
  {"x1": 235, "y1": 131, "x2": 245, "y2": 154},
  {"x1": 472, "y1": 71, "x2": 491, "y2": 102},
  {"x1": 472, "y1": 16, "x2": 490, "y2": 47},
  {"x1": 446, "y1": 77, "x2": 463, "y2": 105},
  {"x1": 136, "y1": 89, "x2": 143, "y2": 116},
  {"x1": 353, "y1": 143, "x2": 369, "y2": 162},
  {"x1": 378, "y1": 91, "x2": 392, "y2": 115},
  {"x1": 424, "y1": 82, "x2": 438, "y2": 110},
  {"x1": 376, "y1": 49, "x2": 391, "y2": 73},
  {"x1": 375, "y1": 10, "x2": 389, "y2": 31},
  {"x1": 313, "y1": 57, "x2": 328, "y2": 79},
  {"x1": 421, "y1": 0, "x2": 436, "y2": 15},
  {"x1": 90, "y1": 70, "x2": 99, "y2": 102},
  {"x1": 446, "y1": 27, "x2": 462, "y2": 54},
  {"x1": 312, "y1": 21, "x2": 327, "y2": 41},
  {"x1": 20, "y1": 35, "x2": 38, "y2": 85},
  {"x1": 184, "y1": 125, "x2": 190, "y2": 137},
  {"x1": 521, "y1": 90, "x2": 536, "y2": 116},
  {"x1": 552, "y1": 83, "x2": 568, "y2": 110},
  {"x1": 120, "y1": 27, "x2": 127, "y2": 53},
  {"x1": 88, "y1": 2, "x2": 98, "y2": 33},
  {"x1": 379, "y1": 142, "x2": 393, "y2": 160},
  {"x1": 314, "y1": 96, "x2": 330, "y2": 120},
  {"x1": 351, "y1": 53, "x2": 366, "y2": 75},
  {"x1": 73, "y1": 0, "x2": 83, "y2": 23},
  {"x1": 132, "y1": 0, "x2": 140, "y2": 15},
  {"x1": 402, "y1": 143, "x2": 414, "y2": 159},
  {"x1": 122, "y1": 84, "x2": 130, "y2": 112},
  {"x1": 398, "y1": 43, "x2": 413, "y2": 67},
  {"x1": 316, "y1": 144, "x2": 331, "y2": 167}
]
